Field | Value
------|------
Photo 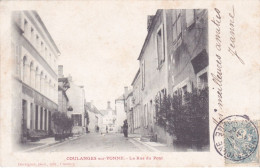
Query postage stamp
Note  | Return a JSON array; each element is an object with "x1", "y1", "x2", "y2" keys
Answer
[{"x1": 213, "y1": 115, "x2": 259, "y2": 163}]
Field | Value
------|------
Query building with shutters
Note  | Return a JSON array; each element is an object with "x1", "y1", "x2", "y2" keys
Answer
[
  {"x1": 134, "y1": 9, "x2": 208, "y2": 145},
  {"x1": 11, "y1": 11, "x2": 60, "y2": 145}
]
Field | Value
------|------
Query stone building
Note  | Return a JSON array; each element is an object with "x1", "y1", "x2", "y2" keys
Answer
[
  {"x1": 131, "y1": 69, "x2": 142, "y2": 134},
  {"x1": 58, "y1": 65, "x2": 70, "y2": 115},
  {"x1": 135, "y1": 9, "x2": 208, "y2": 145},
  {"x1": 85, "y1": 101, "x2": 103, "y2": 133},
  {"x1": 124, "y1": 87, "x2": 134, "y2": 134},
  {"x1": 66, "y1": 76, "x2": 86, "y2": 134},
  {"x1": 100, "y1": 101, "x2": 117, "y2": 133},
  {"x1": 11, "y1": 11, "x2": 60, "y2": 144},
  {"x1": 115, "y1": 95, "x2": 126, "y2": 133}
]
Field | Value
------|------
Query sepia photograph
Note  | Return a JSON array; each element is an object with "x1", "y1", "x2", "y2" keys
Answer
[
  {"x1": 11, "y1": 9, "x2": 209, "y2": 152},
  {"x1": 1, "y1": 0, "x2": 259, "y2": 167}
]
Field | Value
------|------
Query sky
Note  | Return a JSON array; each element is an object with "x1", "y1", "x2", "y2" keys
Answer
[{"x1": 37, "y1": 1, "x2": 157, "y2": 110}]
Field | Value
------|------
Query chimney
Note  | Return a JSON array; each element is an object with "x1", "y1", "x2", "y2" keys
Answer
[
  {"x1": 58, "y1": 65, "x2": 64, "y2": 78},
  {"x1": 107, "y1": 101, "x2": 111, "y2": 109},
  {"x1": 124, "y1": 86, "x2": 128, "y2": 98},
  {"x1": 147, "y1": 15, "x2": 155, "y2": 31}
]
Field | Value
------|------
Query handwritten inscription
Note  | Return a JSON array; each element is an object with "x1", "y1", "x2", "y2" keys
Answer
[
  {"x1": 211, "y1": 8, "x2": 222, "y2": 51},
  {"x1": 211, "y1": 8, "x2": 223, "y2": 111},
  {"x1": 228, "y1": 6, "x2": 245, "y2": 64}
]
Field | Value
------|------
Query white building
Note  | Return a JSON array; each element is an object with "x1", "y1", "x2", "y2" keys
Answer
[
  {"x1": 11, "y1": 11, "x2": 60, "y2": 144},
  {"x1": 100, "y1": 101, "x2": 117, "y2": 133},
  {"x1": 85, "y1": 101, "x2": 103, "y2": 133},
  {"x1": 66, "y1": 76, "x2": 86, "y2": 134},
  {"x1": 115, "y1": 95, "x2": 126, "y2": 133}
]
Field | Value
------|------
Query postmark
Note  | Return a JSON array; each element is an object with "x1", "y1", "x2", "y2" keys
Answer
[{"x1": 213, "y1": 115, "x2": 259, "y2": 161}]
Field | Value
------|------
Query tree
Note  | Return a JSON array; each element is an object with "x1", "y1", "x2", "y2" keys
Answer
[
  {"x1": 155, "y1": 87, "x2": 209, "y2": 149},
  {"x1": 52, "y1": 111, "x2": 73, "y2": 134}
]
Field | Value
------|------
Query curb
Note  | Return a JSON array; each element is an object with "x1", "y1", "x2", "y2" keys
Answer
[
  {"x1": 130, "y1": 138, "x2": 161, "y2": 152},
  {"x1": 23, "y1": 135, "x2": 81, "y2": 152}
]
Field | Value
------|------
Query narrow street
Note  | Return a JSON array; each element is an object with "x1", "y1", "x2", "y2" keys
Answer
[{"x1": 38, "y1": 133, "x2": 145, "y2": 152}]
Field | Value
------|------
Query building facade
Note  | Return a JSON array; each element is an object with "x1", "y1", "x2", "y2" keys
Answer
[
  {"x1": 131, "y1": 69, "x2": 142, "y2": 134},
  {"x1": 100, "y1": 101, "x2": 117, "y2": 133},
  {"x1": 134, "y1": 9, "x2": 208, "y2": 144},
  {"x1": 11, "y1": 11, "x2": 60, "y2": 144},
  {"x1": 66, "y1": 76, "x2": 86, "y2": 134},
  {"x1": 124, "y1": 87, "x2": 134, "y2": 134},
  {"x1": 115, "y1": 95, "x2": 126, "y2": 133},
  {"x1": 58, "y1": 65, "x2": 70, "y2": 115},
  {"x1": 85, "y1": 101, "x2": 103, "y2": 133}
]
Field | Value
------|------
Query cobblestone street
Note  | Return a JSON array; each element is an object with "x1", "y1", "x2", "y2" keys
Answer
[{"x1": 38, "y1": 133, "x2": 144, "y2": 152}]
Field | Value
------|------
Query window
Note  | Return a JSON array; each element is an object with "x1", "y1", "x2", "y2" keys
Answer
[
  {"x1": 36, "y1": 35, "x2": 39, "y2": 49},
  {"x1": 35, "y1": 67, "x2": 38, "y2": 89},
  {"x1": 40, "y1": 71, "x2": 43, "y2": 92},
  {"x1": 182, "y1": 85, "x2": 187, "y2": 95},
  {"x1": 186, "y1": 10, "x2": 195, "y2": 28},
  {"x1": 41, "y1": 42, "x2": 44, "y2": 55},
  {"x1": 35, "y1": 105, "x2": 38, "y2": 130},
  {"x1": 141, "y1": 60, "x2": 145, "y2": 89},
  {"x1": 30, "y1": 103, "x2": 33, "y2": 129},
  {"x1": 45, "y1": 75, "x2": 47, "y2": 95},
  {"x1": 173, "y1": 10, "x2": 182, "y2": 46},
  {"x1": 31, "y1": 28, "x2": 34, "y2": 42},
  {"x1": 22, "y1": 56, "x2": 27, "y2": 82},
  {"x1": 196, "y1": 67, "x2": 208, "y2": 90},
  {"x1": 156, "y1": 25, "x2": 165, "y2": 68},
  {"x1": 30, "y1": 62, "x2": 33, "y2": 86},
  {"x1": 24, "y1": 19, "x2": 28, "y2": 36},
  {"x1": 198, "y1": 72, "x2": 208, "y2": 89}
]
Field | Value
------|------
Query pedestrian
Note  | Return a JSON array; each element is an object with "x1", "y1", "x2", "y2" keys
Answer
[
  {"x1": 106, "y1": 125, "x2": 108, "y2": 133},
  {"x1": 123, "y1": 120, "x2": 128, "y2": 137}
]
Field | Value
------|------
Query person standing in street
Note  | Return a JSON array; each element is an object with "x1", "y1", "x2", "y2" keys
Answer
[{"x1": 123, "y1": 120, "x2": 128, "y2": 137}]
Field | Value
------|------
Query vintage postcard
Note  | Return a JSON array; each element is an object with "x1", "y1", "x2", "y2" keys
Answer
[{"x1": 0, "y1": 0, "x2": 259, "y2": 167}]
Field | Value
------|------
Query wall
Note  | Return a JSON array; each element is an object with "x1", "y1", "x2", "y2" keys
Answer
[
  {"x1": 139, "y1": 10, "x2": 168, "y2": 139},
  {"x1": 115, "y1": 99, "x2": 126, "y2": 133}
]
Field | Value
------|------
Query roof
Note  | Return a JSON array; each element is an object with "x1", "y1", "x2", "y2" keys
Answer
[
  {"x1": 137, "y1": 10, "x2": 162, "y2": 60},
  {"x1": 126, "y1": 90, "x2": 133, "y2": 99},
  {"x1": 100, "y1": 109, "x2": 116, "y2": 116},
  {"x1": 85, "y1": 102, "x2": 102, "y2": 115},
  {"x1": 115, "y1": 94, "x2": 124, "y2": 101},
  {"x1": 131, "y1": 68, "x2": 140, "y2": 86}
]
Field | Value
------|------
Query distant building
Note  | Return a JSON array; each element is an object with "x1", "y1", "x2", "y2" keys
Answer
[
  {"x1": 58, "y1": 65, "x2": 71, "y2": 115},
  {"x1": 100, "y1": 101, "x2": 117, "y2": 133},
  {"x1": 66, "y1": 76, "x2": 86, "y2": 134},
  {"x1": 131, "y1": 69, "x2": 141, "y2": 134},
  {"x1": 124, "y1": 87, "x2": 134, "y2": 134},
  {"x1": 115, "y1": 95, "x2": 126, "y2": 133},
  {"x1": 85, "y1": 101, "x2": 103, "y2": 133},
  {"x1": 11, "y1": 11, "x2": 60, "y2": 144}
]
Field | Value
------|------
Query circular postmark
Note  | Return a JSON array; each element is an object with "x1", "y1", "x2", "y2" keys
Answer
[{"x1": 213, "y1": 115, "x2": 259, "y2": 161}]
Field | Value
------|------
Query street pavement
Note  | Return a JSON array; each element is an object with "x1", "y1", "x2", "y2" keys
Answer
[{"x1": 38, "y1": 133, "x2": 145, "y2": 152}]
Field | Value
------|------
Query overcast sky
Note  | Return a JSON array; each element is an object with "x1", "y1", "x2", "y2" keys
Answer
[{"x1": 37, "y1": 1, "x2": 157, "y2": 110}]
